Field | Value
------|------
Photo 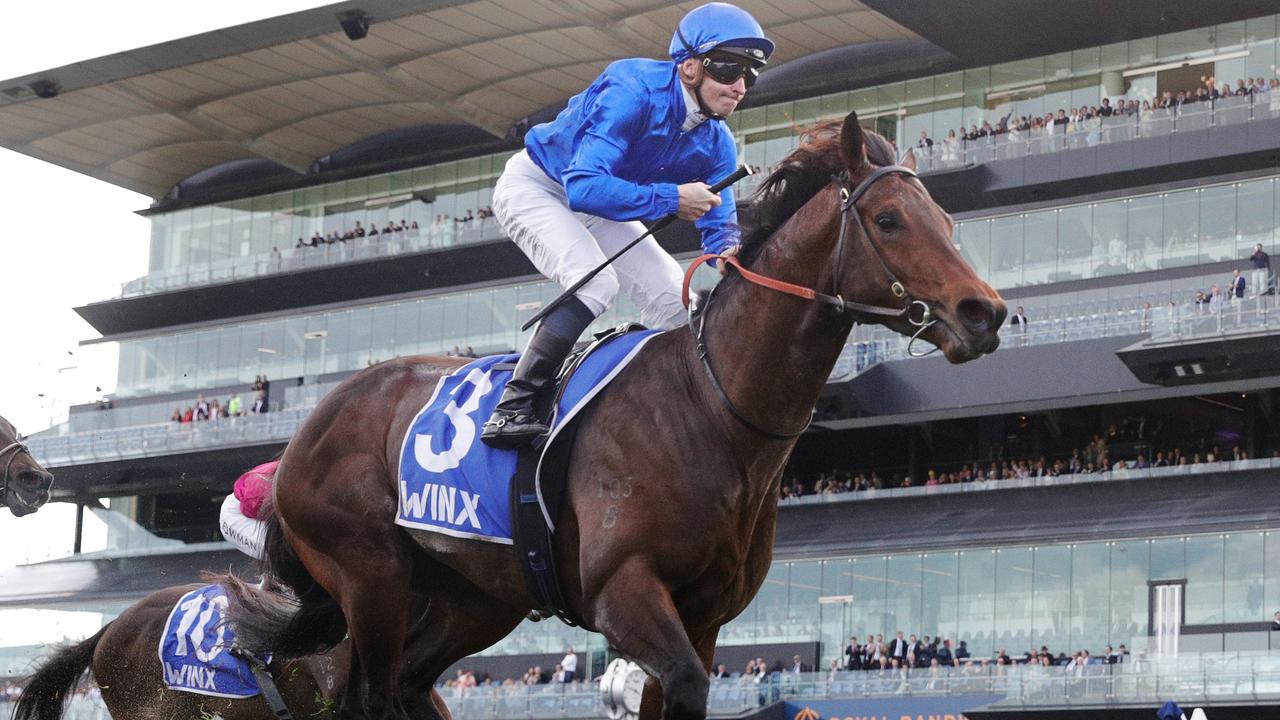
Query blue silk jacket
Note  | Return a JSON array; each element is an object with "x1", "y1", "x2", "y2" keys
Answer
[{"x1": 525, "y1": 58, "x2": 741, "y2": 255}]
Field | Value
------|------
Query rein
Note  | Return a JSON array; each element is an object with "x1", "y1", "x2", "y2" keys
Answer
[
  {"x1": 0, "y1": 439, "x2": 31, "y2": 506},
  {"x1": 680, "y1": 163, "x2": 937, "y2": 439}
]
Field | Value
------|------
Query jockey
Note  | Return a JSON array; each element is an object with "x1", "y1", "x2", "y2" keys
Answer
[
  {"x1": 218, "y1": 460, "x2": 278, "y2": 560},
  {"x1": 481, "y1": 2, "x2": 774, "y2": 449}
]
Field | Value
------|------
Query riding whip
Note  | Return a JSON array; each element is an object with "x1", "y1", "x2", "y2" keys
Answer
[{"x1": 520, "y1": 165, "x2": 754, "y2": 331}]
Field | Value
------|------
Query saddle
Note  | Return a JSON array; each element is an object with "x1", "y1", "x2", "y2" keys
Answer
[{"x1": 507, "y1": 322, "x2": 647, "y2": 628}]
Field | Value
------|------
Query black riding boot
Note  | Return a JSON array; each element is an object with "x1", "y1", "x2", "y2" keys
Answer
[{"x1": 482, "y1": 296, "x2": 595, "y2": 449}]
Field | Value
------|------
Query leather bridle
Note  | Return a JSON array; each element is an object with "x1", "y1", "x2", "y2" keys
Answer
[
  {"x1": 681, "y1": 163, "x2": 939, "y2": 439},
  {"x1": 0, "y1": 438, "x2": 32, "y2": 506}
]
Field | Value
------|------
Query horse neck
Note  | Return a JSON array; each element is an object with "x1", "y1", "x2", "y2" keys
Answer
[{"x1": 700, "y1": 189, "x2": 854, "y2": 444}]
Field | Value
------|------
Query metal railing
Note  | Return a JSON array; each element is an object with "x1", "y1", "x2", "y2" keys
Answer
[
  {"x1": 119, "y1": 222, "x2": 506, "y2": 298},
  {"x1": 5, "y1": 651, "x2": 1280, "y2": 718},
  {"x1": 909, "y1": 93, "x2": 1280, "y2": 175}
]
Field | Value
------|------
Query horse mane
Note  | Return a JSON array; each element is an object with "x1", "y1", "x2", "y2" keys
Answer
[{"x1": 738, "y1": 119, "x2": 897, "y2": 266}]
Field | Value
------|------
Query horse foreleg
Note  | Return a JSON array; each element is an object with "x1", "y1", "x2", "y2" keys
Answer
[{"x1": 591, "y1": 561, "x2": 708, "y2": 720}]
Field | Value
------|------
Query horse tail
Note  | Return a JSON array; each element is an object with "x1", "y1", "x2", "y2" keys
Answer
[
  {"x1": 219, "y1": 505, "x2": 347, "y2": 659},
  {"x1": 12, "y1": 624, "x2": 108, "y2": 720}
]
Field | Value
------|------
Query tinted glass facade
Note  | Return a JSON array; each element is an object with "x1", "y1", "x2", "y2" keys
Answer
[
  {"x1": 140, "y1": 16, "x2": 1280, "y2": 289},
  {"x1": 479, "y1": 529, "x2": 1280, "y2": 662}
]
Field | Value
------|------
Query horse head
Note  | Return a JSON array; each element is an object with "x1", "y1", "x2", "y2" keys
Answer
[
  {"x1": 1, "y1": 415, "x2": 54, "y2": 517},
  {"x1": 833, "y1": 110, "x2": 1006, "y2": 362}
]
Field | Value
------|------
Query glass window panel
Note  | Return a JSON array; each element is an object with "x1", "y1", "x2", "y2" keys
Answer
[
  {"x1": 280, "y1": 317, "x2": 306, "y2": 380},
  {"x1": 394, "y1": 302, "x2": 420, "y2": 357},
  {"x1": 490, "y1": 286, "x2": 518, "y2": 354},
  {"x1": 989, "y1": 215, "x2": 1023, "y2": 288},
  {"x1": 994, "y1": 547, "x2": 1033, "y2": 655},
  {"x1": 152, "y1": 335, "x2": 176, "y2": 394},
  {"x1": 1163, "y1": 191, "x2": 1201, "y2": 266},
  {"x1": 1184, "y1": 535, "x2": 1224, "y2": 625},
  {"x1": 1150, "y1": 537, "x2": 1185, "y2": 580},
  {"x1": 957, "y1": 550, "x2": 995, "y2": 657},
  {"x1": 464, "y1": 289, "x2": 493, "y2": 356},
  {"x1": 1199, "y1": 185, "x2": 1237, "y2": 263},
  {"x1": 756, "y1": 564, "x2": 789, "y2": 642},
  {"x1": 324, "y1": 311, "x2": 349, "y2": 375},
  {"x1": 1092, "y1": 200, "x2": 1128, "y2": 277},
  {"x1": 788, "y1": 561, "x2": 822, "y2": 641},
  {"x1": 1266, "y1": 532, "x2": 1280, "y2": 621},
  {"x1": 1128, "y1": 195, "x2": 1164, "y2": 271},
  {"x1": 1032, "y1": 545, "x2": 1070, "y2": 651},
  {"x1": 215, "y1": 327, "x2": 240, "y2": 387},
  {"x1": 209, "y1": 205, "x2": 232, "y2": 262},
  {"x1": 1157, "y1": 28, "x2": 1215, "y2": 60},
  {"x1": 1071, "y1": 542, "x2": 1110, "y2": 654},
  {"x1": 849, "y1": 556, "x2": 887, "y2": 642},
  {"x1": 884, "y1": 554, "x2": 921, "y2": 638},
  {"x1": 370, "y1": 305, "x2": 396, "y2": 364},
  {"x1": 258, "y1": 320, "x2": 285, "y2": 383},
  {"x1": 174, "y1": 333, "x2": 199, "y2": 395},
  {"x1": 441, "y1": 295, "x2": 470, "y2": 357},
  {"x1": 347, "y1": 308, "x2": 373, "y2": 369},
  {"x1": 238, "y1": 324, "x2": 263, "y2": 386},
  {"x1": 303, "y1": 316, "x2": 329, "y2": 378},
  {"x1": 823, "y1": 558, "x2": 852, "y2": 597},
  {"x1": 149, "y1": 214, "x2": 172, "y2": 272},
  {"x1": 194, "y1": 330, "x2": 219, "y2": 391},
  {"x1": 1237, "y1": 179, "x2": 1276, "y2": 253},
  {"x1": 956, "y1": 220, "x2": 991, "y2": 281},
  {"x1": 921, "y1": 553, "x2": 958, "y2": 645},
  {"x1": 1056, "y1": 204, "x2": 1092, "y2": 281},
  {"x1": 418, "y1": 297, "x2": 445, "y2": 355},
  {"x1": 1022, "y1": 210, "x2": 1058, "y2": 285},
  {"x1": 1223, "y1": 532, "x2": 1265, "y2": 623}
]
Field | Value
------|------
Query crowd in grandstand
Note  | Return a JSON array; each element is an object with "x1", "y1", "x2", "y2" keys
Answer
[
  {"x1": 916, "y1": 74, "x2": 1280, "y2": 157},
  {"x1": 290, "y1": 207, "x2": 494, "y2": 251},
  {"x1": 782, "y1": 417, "x2": 1261, "y2": 499},
  {"x1": 170, "y1": 376, "x2": 271, "y2": 424}
]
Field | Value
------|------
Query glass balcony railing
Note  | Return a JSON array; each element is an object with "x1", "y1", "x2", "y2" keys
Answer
[
  {"x1": 120, "y1": 221, "x2": 505, "y2": 298},
  {"x1": 36, "y1": 294, "x2": 1280, "y2": 466},
  {"x1": 909, "y1": 93, "x2": 1280, "y2": 175},
  {"x1": 117, "y1": 94, "x2": 1280, "y2": 301}
]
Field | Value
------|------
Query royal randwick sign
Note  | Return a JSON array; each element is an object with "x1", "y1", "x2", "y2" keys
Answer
[{"x1": 784, "y1": 695, "x2": 1002, "y2": 720}]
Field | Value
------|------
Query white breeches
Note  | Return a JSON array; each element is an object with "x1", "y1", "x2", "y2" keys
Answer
[
  {"x1": 219, "y1": 494, "x2": 266, "y2": 560},
  {"x1": 491, "y1": 150, "x2": 687, "y2": 331}
]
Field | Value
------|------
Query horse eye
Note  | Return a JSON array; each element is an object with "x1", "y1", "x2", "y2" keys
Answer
[{"x1": 875, "y1": 214, "x2": 897, "y2": 231}]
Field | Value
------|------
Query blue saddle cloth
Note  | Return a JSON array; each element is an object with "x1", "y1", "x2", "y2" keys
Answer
[
  {"x1": 396, "y1": 329, "x2": 660, "y2": 543},
  {"x1": 158, "y1": 584, "x2": 267, "y2": 698}
]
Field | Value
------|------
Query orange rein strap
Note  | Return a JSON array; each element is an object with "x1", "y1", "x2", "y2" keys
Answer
[{"x1": 681, "y1": 253, "x2": 909, "y2": 323}]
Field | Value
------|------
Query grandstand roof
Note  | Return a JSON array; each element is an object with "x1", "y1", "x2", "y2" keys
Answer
[{"x1": 0, "y1": 0, "x2": 917, "y2": 200}]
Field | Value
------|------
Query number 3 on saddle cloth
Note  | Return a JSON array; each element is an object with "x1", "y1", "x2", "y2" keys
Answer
[{"x1": 396, "y1": 324, "x2": 660, "y2": 543}]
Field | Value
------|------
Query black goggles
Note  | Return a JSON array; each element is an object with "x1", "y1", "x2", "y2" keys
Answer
[{"x1": 701, "y1": 58, "x2": 759, "y2": 88}]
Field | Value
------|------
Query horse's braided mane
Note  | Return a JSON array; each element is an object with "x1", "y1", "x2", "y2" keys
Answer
[{"x1": 738, "y1": 119, "x2": 897, "y2": 266}]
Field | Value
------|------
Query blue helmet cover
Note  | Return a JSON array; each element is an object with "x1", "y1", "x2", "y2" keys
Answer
[{"x1": 669, "y1": 3, "x2": 775, "y2": 65}]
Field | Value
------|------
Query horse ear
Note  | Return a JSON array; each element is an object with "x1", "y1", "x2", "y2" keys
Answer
[
  {"x1": 900, "y1": 149, "x2": 918, "y2": 171},
  {"x1": 840, "y1": 110, "x2": 867, "y2": 171}
]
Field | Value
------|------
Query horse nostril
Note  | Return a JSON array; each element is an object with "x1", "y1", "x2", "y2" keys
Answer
[{"x1": 957, "y1": 298, "x2": 997, "y2": 332}]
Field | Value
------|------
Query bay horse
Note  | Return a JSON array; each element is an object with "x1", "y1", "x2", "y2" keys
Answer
[
  {"x1": 225, "y1": 110, "x2": 1006, "y2": 720},
  {"x1": 1, "y1": 413, "x2": 54, "y2": 517},
  {"x1": 12, "y1": 582, "x2": 352, "y2": 720}
]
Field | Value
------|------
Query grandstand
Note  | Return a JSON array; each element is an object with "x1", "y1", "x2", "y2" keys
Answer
[{"x1": 3, "y1": 1, "x2": 1280, "y2": 718}]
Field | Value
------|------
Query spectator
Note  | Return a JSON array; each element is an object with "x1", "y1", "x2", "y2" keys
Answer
[
  {"x1": 1230, "y1": 269, "x2": 1246, "y2": 302},
  {"x1": 561, "y1": 645, "x2": 578, "y2": 682},
  {"x1": 1010, "y1": 305, "x2": 1029, "y2": 345},
  {"x1": 228, "y1": 393, "x2": 242, "y2": 417},
  {"x1": 1273, "y1": 611, "x2": 1280, "y2": 631},
  {"x1": 1251, "y1": 244, "x2": 1270, "y2": 297}
]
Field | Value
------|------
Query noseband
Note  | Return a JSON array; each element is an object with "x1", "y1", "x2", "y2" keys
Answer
[
  {"x1": 0, "y1": 438, "x2": 32, "y2": 505},
  {"x1": 681, "y1": 163, "x2": 938, "y2": 439}
]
